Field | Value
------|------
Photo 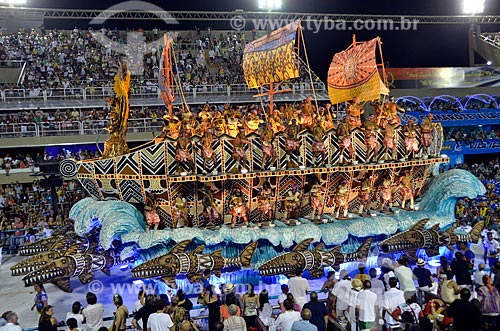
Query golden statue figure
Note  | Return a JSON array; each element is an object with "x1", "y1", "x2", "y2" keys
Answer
[{"x1": 102, "y1": 61, "x2": 131, "y2": 158}]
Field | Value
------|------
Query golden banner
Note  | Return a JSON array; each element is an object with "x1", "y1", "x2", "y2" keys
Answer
[
  {"x1": 242, "y1": 40, "x2": 299, "y2": 89},
  {"x1": 328, "y1": 71, "x2": 389, "y2": 105}
]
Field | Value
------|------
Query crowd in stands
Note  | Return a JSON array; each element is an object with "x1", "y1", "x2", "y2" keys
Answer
[
  {"x1": 0, "y1": 149, "x2": 100, "y2": 174},
  {"x1": 444, "y1": 126, "x2": 500, "y2": 142},
  {"x1": 0, "y1": 27, "x2": 315, "y2": 95},
  {"x1": 396, "y1": 98, "x2": 499, "y2": 113},
  {"x1": 0, "y1": 178, "x2": 84, "y2": 252}
]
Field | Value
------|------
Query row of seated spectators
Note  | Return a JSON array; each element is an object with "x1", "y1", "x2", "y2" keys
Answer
[
  {"x1": 0, "y1": 178, "x2": 84, "y2": 253},
  {"x1": 396, "y1": 99, "x2": 498, "y2": 113},
  {"x1": 0, "y1": 27, "x2": 315, "y2": 94},
  {"x1": 444, "y1": 126, "x2": 500, "y2": 142},
  {"x1": 0, "y1": 148, "x2": 99, "y2": 173}
]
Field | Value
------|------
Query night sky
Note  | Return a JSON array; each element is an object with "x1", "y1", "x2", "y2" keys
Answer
[{"x1": 30, "y1": 0, "x2": 500, "y2": 82}]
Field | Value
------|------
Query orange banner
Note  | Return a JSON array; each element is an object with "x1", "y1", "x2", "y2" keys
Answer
[{"x1": 327, "y1": 37, "x2": 389, "y2": 104}]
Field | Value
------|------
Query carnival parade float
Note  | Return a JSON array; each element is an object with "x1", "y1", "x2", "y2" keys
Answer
[{"x1": 12, "y1": 21, "x2": 485, "y2": 291}]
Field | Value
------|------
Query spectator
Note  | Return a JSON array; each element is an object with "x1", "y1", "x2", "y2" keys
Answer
[
  {"x1": 290, "y1": 309, "x2": 317, "y2": 331},
  {"x1": 354, "y1": 263, "x2": 370, "y2": 282},
  {"x1": 220, "y1": 293, "x2": 241, "y2": 322},
  {"x1": 483, "y1": 233, "x2": 499, "y2": 268},
  {"x1": 66, "y1": 302, "x2": 84, "y2": 331},
  {"x1": 393, "y1": 257, "x2": 417, "y2": 300},
  {"x1": 204, "y1": 285, "x2": 221, "y2": 331},
  {"x1": 147, "y1": 299, "x2": 174, "y2": 331},
  {"x1": 413, "y1": 258, "x2": 434, "y2": 302},
  {"x1": 132, "y1": 294, "x2": 157, "y2": 331},
  {"x1": 473, "y1": 263, "x2": 487, "y2": 289},
  {"x1": 288, "y1": 270, "x2": 310, "y2": 309},
  {"x1": 177, "y1": 289, "x2": 193, "y2": 320},
  {"x1": 275, "y1": 300, "x2": 301, "y2": 331},
  {"x1": 303, "y1": 292, "x2": 327, "y2": 331},
  {"x1": 446, "y1": 288, "x2": 483, "y2": 331},
  {"x1": 82, "y1": 292, "x2": 103, "y2": 331},
  {"x1": 109, "y1": 294, "x2": 128, "y2": 331},
  {"x1": 1, "y1": 312, "x2": 22, "y2": 331},
  {"x1": 257, "y1": 290, "x2": 273, "y2": 328},
  {"x1": 347, "y1": 279, "x2": 362, "y2": 331},
  {"x1": 440, "y1": 271, "x2": 460, "y2": 304},
  {"x1": 38, "y1": 306, "x2": 58, "y2": 331},
  {"x1": 331, "y1": 269, "x2": 351, "y2": 323},
  {"x1": 451, "y1": 252, "x2": 473, "y2": 290},
  {"x1": 223, "y1": 304, "x2": 246, "y2": 331},
  {"x1": 356, "y1": 280, "x2": 378, "y2": 331},
  {"x1": 476, "y1": 275, "x2": 500, "y2": 329},
  {"x1": 382, "y1": 277, "x2": 405, "y2": 327},
  {"x1": 241, "y1": 283, "x2": 259, "y2": 329},
  {"x1": 278, "y1": 284, "x2": 290, "y2": 311},
  {"x1": 368, "y1": 268, "x2": 384, "y2": 315}
]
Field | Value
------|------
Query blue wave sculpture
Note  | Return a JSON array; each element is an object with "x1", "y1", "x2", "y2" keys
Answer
[{"x1": 70, "y1": 169, "x2": 484, "y2": 266}]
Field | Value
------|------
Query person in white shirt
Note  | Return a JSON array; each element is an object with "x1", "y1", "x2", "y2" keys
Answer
[
  {"x1": 287, "y1": 270, "x2": 310, "y2": 309},
  {"x1": 331, "y1": 270, "x2": 351, "y2": 322},
  {"x1": 66, "y1": 302, "x2": 84, "y2": 331},
  {"x1": 147, "y1": 300, "x2": 174, "y2": 331},
  {"x1": 347, "y1": 279, "x2": 362, "y2": 331},
  {"x1": 356, "y1": 280, "x2": 378, "y2": 331},
  {"x1": 0, "y1": 312, "x2": 22, "y2": 331},
  {"x1": 474, "y1": 263, "x2": 487, "y2": 289},
  {"x1": 275, "y1": 300, "x2": 301, "y2": 331},
  {"x1": 82, "y1": 292, "x2": 103, "y2": 331},
  {"x1": 278, "y1": 284, "x2": 290, "y2": 310},
  {"x1": 484, "y1": 232, "x2": 500, "y2": 268},
  {"x1": 133, "y1": 289, "x2": 145, "y2": 314},
  {"x1": 368, "y1": 268, "x2": 385, "y2": 316},
  {"x1": 393, "y1": 257, "x2": 417, "y2": 300},
  {"x1": 383, "y1": 277, "x2": 406, "y2": 327}
]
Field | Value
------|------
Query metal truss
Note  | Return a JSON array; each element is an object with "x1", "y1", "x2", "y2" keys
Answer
[{"x1": 0, "y1": 7, "x2": 500, "y2": 24}]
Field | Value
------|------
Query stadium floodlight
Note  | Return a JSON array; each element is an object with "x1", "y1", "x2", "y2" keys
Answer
[
  {"x1": 258, "y1": 0, "x2": 282, "y2": 11},
  {"x1": 463, "y1": 0, "x2": 485, "y2": 15},
  {"x1": 0, "y1": 0, "x2": 27, "y2": 5}
]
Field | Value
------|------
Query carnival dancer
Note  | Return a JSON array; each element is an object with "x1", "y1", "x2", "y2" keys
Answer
[
  {"x1": 363, "y1": 117, "x2": 379, "y2": 163},
  {"x1": 337, "y1": 117, "x2": 354, "y2": 165},
  {"x1": 383, "y1": 96, "x2": 405, "y2": 127},
  {"x1": 358, "y1": 175, "x2": 374, "y2": 216},
  {"x1": 199, "y1": 128, "x2": 217, "y2": 174},
  {"x1": 257, "y1": 182, "x2": 274, "y2": 224},
  {"x1": 201, "y1": 187, "x2": 220, "y2": 226},
  {"x1": 175, "y1": 129, "x2": 194, "y2": 174},
  {"x1": 399, "y1": 169, "x2": 414, "y2": 210},
  {"x1": 229, "y1": 188, "x2": 249, "y2": 227},
  {"x1": 420, "y1": 113, "x2": 435, "y2": 158},
  {"x1": 309, "y1": 181, "x2": 325, "y2": 220},
  {"x1": 172, "y1": 192, "x2": 189, "y2": 228},
  {"x1": 346, "y1": 97, "x2": 367, "y2": 129},
  {"x1": 381, "y1": 122, "x2": 397, "y2": 162},
  {"x1": 334, "y1": 180, "x2": 350, "y2": 219},
  {"x1": 284, "y1": 118, "x2": 302, "y2": 169},
  {"x1": 311, "y1": 121, "x2": 327, "y2": 166},
  {"x1": 261, "y1": 123, "x2": 277, "y2": 169},
  {"x1": 378, "y1": 177, "x2": 394, "y2": 213},
  {"x1": 402, "y1": 119, "x2": 419, "y2": 161},
  {"x1": 284, "y1": 186, "x2": 301, "y2": 220},
  {"x1": 232, "y1": 127, "x2": 251, "y2": 172}
]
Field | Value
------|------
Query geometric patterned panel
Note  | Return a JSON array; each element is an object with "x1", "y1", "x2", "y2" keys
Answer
[
  {"x1": 140, "y1": 143, "x2": 166, "y2": 176},
  {"x1": 118, "y1": 180, "x2": 144, "y2": 203},
  {"x1": 93, "y1": 157, "x2": 114, "y2": 175},
  {"x1": 80, "y1": 178, "x2": 102, "y2": 200},
  {"x1": 116, "y1": 153, "x2": 140, "y2": 177}
]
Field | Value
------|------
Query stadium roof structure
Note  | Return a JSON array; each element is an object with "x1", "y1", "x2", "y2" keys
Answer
[{"x1": 1, "y1": 7, "x2": 500, "y2": 24}]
